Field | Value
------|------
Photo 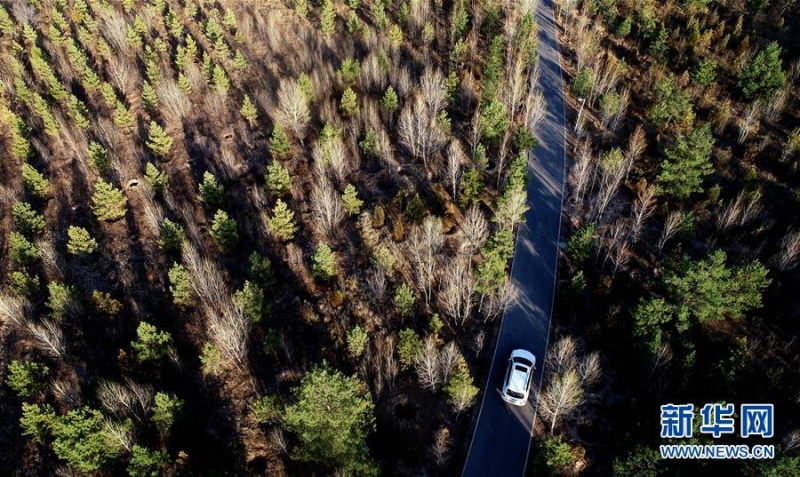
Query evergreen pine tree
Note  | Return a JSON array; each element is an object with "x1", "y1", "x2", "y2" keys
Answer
[
  {"x1": 91, "y1": 179, "x2": 127, "y2": 222},
  {"x1": 269, "y1": 199, "x2": 298, "y2": 242},
  {"x1": 270, "y1": 124, "x2": 292, "y2": 158},
  {"x1": 240, "y1": 95, "x2": 258, "y2": 127},
  {"x1": 146, "y1": 121, "x2": 173, "y2": 156},
  {"x1": 142, "y1": 81, "x2": 159, "y2": 110}
]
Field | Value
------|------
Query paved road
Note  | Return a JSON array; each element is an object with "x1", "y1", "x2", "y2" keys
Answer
[{"x1": 461, "y1": 0, "x2": 566, "y2": 474}]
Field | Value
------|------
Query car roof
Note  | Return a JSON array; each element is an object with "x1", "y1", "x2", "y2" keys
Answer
[
  {"x1": 510, "y1": 349, "x2": 536, "y2": 365},
  {"x1": 509, "y1": 366, "x2": 529, "y2": 393}
]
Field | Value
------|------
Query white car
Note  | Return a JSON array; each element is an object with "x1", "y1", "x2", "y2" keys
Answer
[{"x1": 501, "y1": 349, "x2": 536, "y2": 406}]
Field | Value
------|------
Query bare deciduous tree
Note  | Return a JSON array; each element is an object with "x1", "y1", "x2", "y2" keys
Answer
[
  {"x1": 312, "y1": 132, "x2": 348, "y2": 183},
  {"x1": 569, "y1": 138, "x2": 594, "y2": 205},
  {"x1": 777, "y1": 230, "x2": 800, "y2": 271},
  {"x1": 495, "y1": 187, "x2": 529, "y2": 230},
  {"x1": 483, "y1": 279, "x2": 518, "y2": 321},
  {"x1": 737, "y1": 101, "x2": 761, "y2": 144},
  {"x1": 716, "y1": 188, "x2": 763, "y2": 232},
  {"x1": 432, "y1": 427, "x2": 451, "y2": 467},
  {"x1": 26, "y1": 319, "x2": 66, "y2": 358},
  {"x1": 310, "y1": 177, "x2": 344, "y2": 237},
  {"x1": 275, "y1": 78, "x2": 311, "y2": 143},
  {"x1": 366, "y1": 268, "x2": 387, "y2": 302},
  {"x1": 399, "y1": 94, "x2": 447, "y2": 170},
  {"x1": 439, "y1": 256, "x2": 476, "y2": 326},
  {"x1": 446, "y1": 141, "x2": 465, "y2": 200},
  {"x1": 546, "y1": 336, "x2": 578, "y2": 376},
  {"x1": 658, "y1": 211, "x2": 687, "y2": 254},
  {"x1": 103, "y1": 419, "x2": 134, "y2": 453},
  {"x1": 595, "y1": 148, "x2": 633, "y2": 223},
  {"x1": 415, "y1": 334, "x2": 442, "y2": 391},
  {"x1": 97, "y1": 380, "x2": 153, "y2": 422},
  {"x1": 578, "y1": 351, "x2": 601, "y2": 387},
  {"x1": 407, "y1": 216, "x2": 444, "y2": 306},
  {"x1": 630, "y1": 183, "x2": 658, "y2": 243},
  {"x1": 438, "y1": 341, "x2": 461, "y2": 382},
  {"x1": 782, "y1": 429, "x2": 800, "y2": 455},
  {"x1": 462, "y1": 206, "x2": 490, "y2": 253},
  {"x1": 610, "y1": 87, "x2": 629, "y2": 133},
  {"x1": 539, "y1": 369, "x2": 583, "y2": 434}
]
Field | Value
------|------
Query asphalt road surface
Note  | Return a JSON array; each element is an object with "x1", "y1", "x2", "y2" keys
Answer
[{"x1": 461, "y1": 0, "x2": 566, "y2": 473}]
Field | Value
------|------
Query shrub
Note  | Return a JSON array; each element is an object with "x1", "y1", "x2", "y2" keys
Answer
[
  {"x1": 266, "y1": 162, "x2": 292, "y2": 197},
  {"x1": 210, "y1": 210, "x2": 239, "y2": 252},
  {"x1": 91, "y1": 179, "x2": 127, "y2": 222},
  {"x1": 6, "y1": 360, "x2": 50, "y2": 398},
  {"x1": 168, "y1": 263, "x2": 195, "y2": 307},
  {"x1": 198, "y1": 171, "x2": 226, "y2": 211},
  {"x1": 159, "y1": 219, "x2": 184, "y2": 252},
  {"x1": 347, "y1": 326, "x2": 369, "y2": 357},
  {"x1": 251, "y1": 395, "x2": 283, "y2": 425},
  {"x1": 90, "y1": 290, "x2": 122, "y2": 316},
  {"x1": 372, "y1": 205, "x2": 385, "y2": 228},
  {"x1": 9, "y1": 231, "x2": 40, "y2": 265},
  {"x1": 312, "y1": 243, "x2": 337, "y2": 280},
  {"x1": 394, "y1": 283, "x2": 415, "y2": 316},
  {"x1": 132, "y1": 322, "x2": 173, "y2": 363}
]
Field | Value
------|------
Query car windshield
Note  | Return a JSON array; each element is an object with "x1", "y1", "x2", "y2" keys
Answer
[
  {"x1": 514, "y1": 357, "x2": 533, "y2": 368},
  {"x1": 507, "y1": 389, "x2": 524, "y2": 399}
]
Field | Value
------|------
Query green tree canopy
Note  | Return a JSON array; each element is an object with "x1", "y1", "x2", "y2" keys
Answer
[
  {"x1": 664, "y1": 250, "x2": 770, "y2": 325},
  {"x1": 132, "y1": 322, "x2": 173, "y2": 363},
  {"x1": 656, "y1": 124, "x2": 714, "y2": 200},
  {"x1": 738, "y1": 42, "x2": 785, "y2": 100},
  {"x1": 266, "y1": 162, "x2": 292, "y2": 197},
  {"x1": 146, "y1": 121, "x2": 173, "y2": 156},
  {"x1": 311, "y1": 243, "x2": 337, "y2": 280},
  {"x1": 50, "y1": 407, "x2": 121, "y2": 473},
  {"x1": 91, "y1": 179, "x2": 127, "y2": 221},
  {"x1": 284, "y1": 365, "x2": 378, "y2": 476}
]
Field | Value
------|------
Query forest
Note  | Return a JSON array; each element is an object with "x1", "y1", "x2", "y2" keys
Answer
[
  {"x1": 0, "y1": 0, "x2": 541, "y2": 475},
  {"x1": 534, "y1": 0, "x2": 800, "y2": 475}
]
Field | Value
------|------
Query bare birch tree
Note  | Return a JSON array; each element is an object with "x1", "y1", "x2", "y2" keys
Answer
[
  {"x1": 310, "y1": 177, "x2": 344, "y2": 237},
  {"x1": 275, "y1": 78, "x2": 311, "y2": 143},
  {"x1": 407, "y1": 216, "x2": 444, "y2": 307},
  {"x1": 546, "y1": 336, "x2": 578, "y2": 376},
  {"x1": 658, "y1": 211, "x2": 687, "y2": 253},
  {"x1": 569, "y1": 138, "x2": 595, "y2": 205},
  {"x1": 415, "y1": 334, "x2": 442, "y2": 391},
  {"x1": 777, "y1": 230, "x2": 800, "y2": 271},
  {"x1": 610, "y1": 87, "x2": 629, "y2": 132},
  {"x1": 446, "y1": 141, "x2": 464, "y2": 201},
  {"x1": 438, "y1": 256, "x2": 476, "y2": 326},
  {"x1": 578, "y1": 351, "x2": 601, "y2": 387},
  {"x1": 462, "y1": 206, "x2": 490, "y2": 253},
  {"x1": 594, "y1": 147, "x2": 632, "y2": 223},
  {"x1": 737, "y1": 101, "x2": 761, "y2": 144},
  {"x1": 716, "y1": 189, "x2": 763, "y2": 232},
  {"x1": 539, "y1": 369, "x2": 583, "y2": 434},
  {"x1": 630, "y1": 183, "x2": 657, "y2": 243},
  {"x1": 399, "y1": 94, "x2": 447, "y2": 170}
]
